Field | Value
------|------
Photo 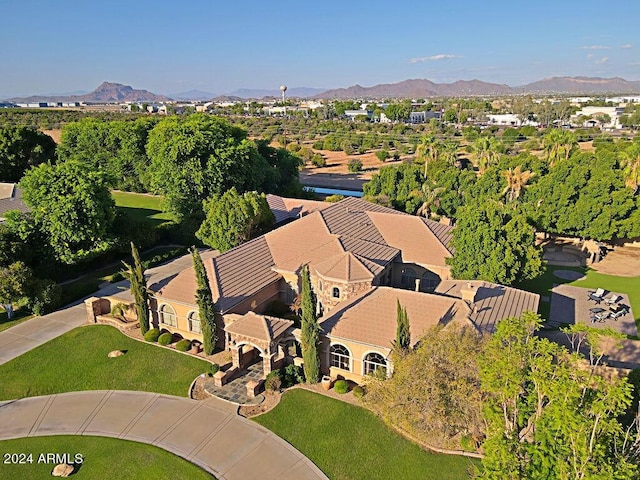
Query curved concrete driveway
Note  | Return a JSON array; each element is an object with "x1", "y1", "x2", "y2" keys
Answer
[{"x1": 0, "y1": 390, "x2": 327, "y2": 480}]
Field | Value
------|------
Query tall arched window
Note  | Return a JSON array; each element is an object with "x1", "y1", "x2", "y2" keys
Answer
[
  {"x1": 400, "y1": 268, "x2": 416, "y2": 288},
  {"x1": 363, "y1": 352, "x2": 387, "y2": 375},
  {"x1": 420, "y1": 271, "x2": 440, "y2": 292},
  {"x1": 159, "y1": 304, "x2": 177, "y2": 327},
  {"x1": 330, "y1": 344, "x2": 351, "y2": 371},
  {"x1": 188, "y1": 311, "x2": 201, "y2": 334}
]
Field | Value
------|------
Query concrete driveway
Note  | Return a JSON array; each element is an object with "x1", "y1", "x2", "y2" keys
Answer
[{"x1": 0, "y1": 390, "x2": 327, "y2": 480}]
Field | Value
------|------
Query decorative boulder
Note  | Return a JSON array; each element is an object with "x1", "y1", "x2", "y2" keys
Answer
[
  {"x1": 52, "y1": 463, "x2": 74, "y2": 477},
  {"x1": 108, "y1": 350, "x2": 125, "y2": 358}
]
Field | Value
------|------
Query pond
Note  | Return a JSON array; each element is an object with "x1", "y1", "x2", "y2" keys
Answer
[{"x1": 304, "y1": 186, "x2": 364, "y2": 198}]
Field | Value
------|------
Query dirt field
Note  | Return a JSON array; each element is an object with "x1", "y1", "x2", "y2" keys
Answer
[
  {"x1": 591, "y1": 246, "x2": 640, "y2": 277},
  {"x1": 41, "y1": 128, "x2": 62, "y2": 143}
]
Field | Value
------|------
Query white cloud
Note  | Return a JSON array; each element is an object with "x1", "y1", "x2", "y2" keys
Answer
[
  {"x1": 621, "y1": 44, "x2": 633, "y2": 49},
  {"x1": 595, "y1": 57, "x2": 609, "y2": 65},
  {"x1": 409, "y1": 54, "x2": 461, "y2": 63},
  {"x1": 581, "y1": 45, "x2": 610, "y2": 50},
  {"x1": 587, "y1": 53, "x2": 594, "y2": 59}
]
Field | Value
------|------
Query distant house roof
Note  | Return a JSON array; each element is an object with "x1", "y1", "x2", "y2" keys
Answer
[
  {"x1": 0, "y1": 183, "x2": 29, "y2": 220},
  {"x1": 320, "y1": 287, "x2": 472, "y2": 351},
  {"x1": 435, "y1": 280, "x2": 540, "y2": 333}
]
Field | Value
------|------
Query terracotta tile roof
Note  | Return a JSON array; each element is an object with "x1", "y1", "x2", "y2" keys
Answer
[
  {"x1": 338, "y1": 236, "x2": 399, "y2": 271},
  {"x1": 320, "y1": 287, "x2": 471, "y2": 350},
  {"x1": 367, "y1": 211, "x2": 453, "y2": 267},
  {"x1": 319, "y1": 197, "x2": 403, "y2": 244},
  {"x1": 422, "y1": 218, "x2": 454, "y2": 254},
  {"x1": 153, "y1": 254, "x2": 218, "y2": 305},
  {"x1": 225, "y1": 311, "x2": 293, "y2": 343},
  {"x1": 212, "y1": 236, "x2": 281, "y2": 313},
  {"x1": 435, "y1": 280, "x2": 540, "y2": 333},
  {"x1": 314, "y1": 252, "x2": 375, "y2": 282},
  {"x1": 0, "y1": 185, "x2": 29, "y2": 218},
  {"x1": 266, "y1": 194, "x2": 329, "y2": 224}
]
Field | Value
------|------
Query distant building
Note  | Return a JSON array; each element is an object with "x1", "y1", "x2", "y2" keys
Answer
[
  {"x1": 0, "y1": 183, "x2": 29, "y2": 222},
  {"x1": 408, "y1": 111, "x2": 441, "y2": 124},
  {"x1": 572, "y1": 106, "x2": 625, "y2": 129},
  {"x1": 487, "y1": 114, "x2": 538, "y2": 127},
  {"x1": 343, "y1": 109, "x2": 372, "y2": 121}
]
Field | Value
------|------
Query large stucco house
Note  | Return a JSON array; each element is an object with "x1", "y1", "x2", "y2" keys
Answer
[{"x1": 91, "y1": 196, "x2": 539, "y2": 384}]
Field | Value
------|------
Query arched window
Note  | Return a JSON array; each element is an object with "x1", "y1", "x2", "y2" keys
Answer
[
  {"x1": 332, "y1": 287, "x2": 340, "y2": 299},
  {"x1": 159, "y1": 304, "x2": 177, "y2": 327},
  {"x1": 363, "y1": 352, "x2": 387, "y2": 375},
  {"x1": 400, "y1": 267, "x2": 416, "y2": 288},
  {"x1": 188, "y1": 311, "x2": 201, "y2": 334},
  {"x1": 420, "y1": 271, "x2": 440, "y2": 292},
  {"x1": 330, "y1": 344, "x2": 351, "y2": 371}
]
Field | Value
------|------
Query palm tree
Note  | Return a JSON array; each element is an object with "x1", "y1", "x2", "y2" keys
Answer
[
  {"x1": 415, "y1": 135, "x2": 441, "y2": 178},
  {"x1": 442, "y1": 141, "x2": 460, "y2": 167},
  {"x1": 542, "y1": 129, "x2": 577, "y2": 167},
  {"x1": 415, "y1": 184, "x2": 445, "y2": 218},
  {"x1": 501, "y1": 166, "x2": 535, "y2": 203},
  {"x1": 473, "y1": 137, "x2": 502, "y2": 174},
  {"x1": 621, "y1": 142, "x2": 640, "y2": 194}
]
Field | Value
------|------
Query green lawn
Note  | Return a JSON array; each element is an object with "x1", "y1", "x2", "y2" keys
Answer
[
  {"x1": 254, "y1": 389, "x2": 478, "y2": 480},
  {"x1": 0, "y1": 325, "x2": 209, "y2": 401},
  {"x1": 0, "y1": 436, "x2": 214, "y2": 479},
  {"x1": 112, "y1": 190, "x2": 175, "y2": 227}
]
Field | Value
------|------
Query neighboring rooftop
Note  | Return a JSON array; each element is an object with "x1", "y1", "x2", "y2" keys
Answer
[
  {"x1": 266, "y1": 194, "x2": 330, "y2": 225},
  {"x1": 0, "y1": 183, "x2": 29, "y2": 220}
]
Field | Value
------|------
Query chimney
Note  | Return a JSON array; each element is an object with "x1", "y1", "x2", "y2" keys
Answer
[{"x1": 460, "y1": 282, "x2": 478, "y2": 304}]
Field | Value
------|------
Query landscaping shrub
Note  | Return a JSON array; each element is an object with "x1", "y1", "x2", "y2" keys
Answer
[
  {"x1": 347, "y1": 158, "x2": 363, "y2": 173},
  {"x1": 352, "y1": 385, "x2": 365, "y2": 399},
  {"x1": 143, "y1": 328, "x2": 160, "y2": 343},
  {"x1": 265, "y1": 369, "x2": 282, "y2": 391},
  {"x1": 375, "y1": 149, "x2": 390, "y2": 161},
  {"x1": 158, "y1": 332, "x2": 173, "y2": 346},
  {"x1": 175, "y1": 339, "x2": 191, "y2": 352},
  {"x1": 208, "y1": 363, "x2": 220, "y2": 376},
  {"x1": 333, "y1": 379, "x2": 349, "y2": 394},
  {"x1": 283, "y1": 364, "x2": 304, "y2": 388},
  {"x1": 311, "y1": 153, "x2": 326, "y2": 167},
  {"x1": 28, "y1": 278, "x2": 62, "y2": 316},
  {"x1": 324, "y1": 194, "x2": 344, "y2": 203}
]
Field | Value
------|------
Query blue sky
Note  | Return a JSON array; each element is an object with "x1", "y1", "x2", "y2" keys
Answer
[{"x1": 1, "y1": 0, "x2": 639, "y2": 97}]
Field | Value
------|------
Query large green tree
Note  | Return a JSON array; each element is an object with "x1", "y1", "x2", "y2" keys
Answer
[
  {"x1": 146, "y1": 114, "x2": 270, "y2": 219},
  {"x1": 57, "y1": 117, "x2": 155, "y2": 191},
  {"x1": 300, "y1": 265, "x2": 320, "y2": 383},
  {"x1": 0, "y1": 261, "x2": 32, "y2": 319},
  {"x1": 190, "y1": 247, "x2": 217, "y2": 355},
  {"x1": 121, "y1": 242, "x2": 150, "y2": 335},
  {"x1": 0, "y1": 125, "x2": 56, "y2": 182},
  {"x1": 448, "y1": 201, "x2": 543, "y2": 285},
  {"x1": 391, "y1": 299, "x2": 410, "y2": 357},
  {"x1": 196, "y1": 188, "x2": 274, "y2": 253},
  {"x1": 19, "y1": 160, "x2": 116, "y2": 264},
  {"x1": 479, "y1": 313, "x2": 638, "y2": 479}
]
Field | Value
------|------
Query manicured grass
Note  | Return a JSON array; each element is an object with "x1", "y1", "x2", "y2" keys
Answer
[
  {"x1": 516, "y1": 265, "x2": 584, "y2": 321},
  {"x1": 254, "y1": 389, "x2": 478, "y2": 480},
  {"x1": 112, "y1": 190, "x2": 175, "y2": 227},
  {"x1": 0, "y1": 436, "x2": 214, "y2": 479},
  {"x1": 0, "y1": 325, "x2": 209, "y2": 401}
]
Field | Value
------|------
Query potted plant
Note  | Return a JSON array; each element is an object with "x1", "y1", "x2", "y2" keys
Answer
[{"x1": 321, "y1": 375, "x2": 332, "y2": 391}]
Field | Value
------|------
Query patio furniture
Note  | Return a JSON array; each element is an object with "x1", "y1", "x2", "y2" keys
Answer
[
  {"x1": 589, "y1": 307, "x2": 605, "y2": 314},
  {"x1": 594, "y1": 311, "x2": 611, "y2": 322},
  {"x1": 609, "y1": 304, "x2": 629, "y2": 320},
  {"x1": 603, "y1": 294, "x2": 621, "y2": 305},
  {"x1": 588, "y1": 288, "x2": 606, "y2": 303}
]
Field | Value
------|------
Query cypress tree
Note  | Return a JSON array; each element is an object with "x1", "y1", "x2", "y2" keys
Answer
[
  {"x1": 300, "y1": 265, "x2": 320, "y2": 383},
  {"x1": 122, "y1": 242, "x2": 149, "y2": 335},
  {"x1": 190, "y1": 247, "x2": 217, "y2": 355},
  {"x1": 392, "y1": 299, "x2": 411, "y2": 357}
]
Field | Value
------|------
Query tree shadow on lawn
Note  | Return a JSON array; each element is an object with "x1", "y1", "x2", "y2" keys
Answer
[{"x1": 117, "y1": 206, "x2": 166, "y2": 227}]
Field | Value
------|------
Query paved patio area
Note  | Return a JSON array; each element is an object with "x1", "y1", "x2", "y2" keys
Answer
[
  {"x1": 548, "y1": 284, "x2": 637, "y2": 336},
  {"x1": 204, "y1": 362, "x2": 265, "y2": 406},
  {"x1": 0, "y1": 390, "x2": 327, "y2": 480}
]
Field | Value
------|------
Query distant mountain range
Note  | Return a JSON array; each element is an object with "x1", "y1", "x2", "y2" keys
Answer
[
  {"x1": 4, "y1": 77, "x2": 640, "y2": 104},
  {"x1": 315, "y1": 76, "x2": 640, "y2": 99},
  {"x1": 7, "y1": 82, "x2": 170, "y2": 103}
]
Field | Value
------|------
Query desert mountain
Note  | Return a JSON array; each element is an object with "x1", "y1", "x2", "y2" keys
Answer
[
  {"x1": 516, "y1": 76, "x2": 640, "y2": 94},
  {"x1": 8, "y1": 82, "x2": 170, "y2": 103},
  {"x1": 315, "y1": 76, "x2": 640, "y2": 99}
]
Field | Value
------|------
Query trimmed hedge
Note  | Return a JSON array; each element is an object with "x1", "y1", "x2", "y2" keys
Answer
[
  {"x1": 158, "y1": 332, "x2": 173, "y2": 346},
  {"x1": 333, "y1": 379, "x2": 349, "y2": 394},
  {"x1": 265, "y1": 370, "x2": 282, "y2": 391},
  {"x1": 208, "y1": 363, "x2": 220, "y2": 376},
  {"x1": 143, "y1": 328, "x2": 160, "y2": 343},
  {"x1": 352, "y1": 385, "x2": 365, "y2": 398},
  {"x1": 175, "y1": 339, "x2": 191, "y2": 352}
]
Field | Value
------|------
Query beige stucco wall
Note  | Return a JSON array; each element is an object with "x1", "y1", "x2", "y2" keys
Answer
[{"x1": 320, "y1": 336, "x2": 392, "y2": 384}]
